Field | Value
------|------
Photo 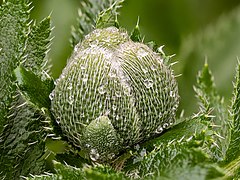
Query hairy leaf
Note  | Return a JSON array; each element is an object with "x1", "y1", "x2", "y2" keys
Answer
[
  {"x1": 0, "y1": 66, "x2": 54, "y2": 179},
  {"x1": 71, "y1": 0, "x2": 124, "y2": 47},
  {"x1": 0, "y1": 0, "x2": 30, "y2": 131},
  {"x1": 123, "y1": 114, "x2": 225, "y2": 179},
  {"x1": 27, "y1": 161, "x2": 127, "y2": 180},
  {"x1": 224, "y1": 62, "x2": 240, "y2": 177},
  {"x1": 22, "y1": 17, "x2": 51, "y2": 78},
  {"x1": 194, "y1": 63, "x2": 229, "y2": 161}
]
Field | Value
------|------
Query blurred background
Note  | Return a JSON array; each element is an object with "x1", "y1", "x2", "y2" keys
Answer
[{"x1": 25, "y1": 0, "x2": 240, "y2": 115}]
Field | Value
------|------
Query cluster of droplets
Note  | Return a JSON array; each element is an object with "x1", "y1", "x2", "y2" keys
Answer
[{"x1": 50, "y1": 26, "x2": 179, "y2": 162}]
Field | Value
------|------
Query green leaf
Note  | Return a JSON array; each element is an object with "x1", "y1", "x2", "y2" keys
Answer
[
  {"x1": 14, "y1": 66, "x2": 54, "y2": 109},
  {"x1": 194, "y1": 63, "x2": 229, "y2": 161},
  {"x1": 224, "y1": 62, "x2": 240, "y2": 174},
  {"x1": 22, "y1": 17, "x2": 51, "y2": 78},
  {"x1": 0, "y1": 66, "x2": 54, "y2": 179},
  {"x1": 123, "y1": 115, "x2": 225, "y2": 179},
  {"x1": 71, "y1": 0, "x2": 124, "y2": 47},
  {"x1": 27, "y1": 161, "x2": 128, "y2": 180},
  {"x1": 0, "y1": 0, "x2": 30, "y2": 130}
]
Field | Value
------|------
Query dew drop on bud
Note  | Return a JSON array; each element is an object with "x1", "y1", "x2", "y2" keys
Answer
[
  {"x1": 112, "y1": 105, "x2": 117, "y2": 111},
  {"x1": 109, "y1": 70, "x2": 116, "y2": 78},
  {"x1": 82, "y1": 73, "x2": 88, "y2": 83},
  {"x1": 89, "y1": 149, "x2": 99, "y2": 161},
  {"x1": 141, "y1": 67, "x2": 148, "y2": 74},
  {"x1": 144, "y1": 111, "x2": 147, "y2": 117},
  {"x1": 170, "y1": 91, "x2": 175, "y2": 97},
  {"x1": 80, "y1": 64, "x2": 86, "y2": 70},
  {"x1": 85, "y1": 143, "x2": 91, "y2": 148},
  {"x1": 140, "y1": 148, "x2": 146, "y2": 157},
  {"x1": 67, "y1": 83, "x2": 73, "y2": 90},
  {"x1": 143, "y1": 79, "x2": 153, "y2": 88},
  {"x1": 150, "y1": 65, "x2": 157, "y2": 71},
  {"x1": 155, "y1": 126, "x2": 163, "y2": 134},
  {"x1": 68, "y1": 95, "x2": 74, "y2": 105},
  {"x1": 107, "y1": 153, "x2": 115, "y2": 160},
  {"x1": 137, "y1": 48, "x2": 148, "y2": 59},
  {"x1": 163, "y1": 123, "x2": 169, "y2": 129},
  {"x1": 98, "y1": 85, "x2": 106, "y2": 95},
  {"x1": 49, "y1": 92, "x2": 54, "y2": 100},
  {"x1": 134, "y1": 144, "x2": 140, "y2": 151},
  {"x1": 115, "y1": 90, "x2": 121, "y2": 97},
  {"x1": 116, "y1": 115, "x2": 119, "y2": 120}
]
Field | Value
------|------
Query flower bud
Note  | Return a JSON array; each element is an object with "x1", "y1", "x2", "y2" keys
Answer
[{"x1": 51, "y1": 27, "x2": 179, "y2": 162}]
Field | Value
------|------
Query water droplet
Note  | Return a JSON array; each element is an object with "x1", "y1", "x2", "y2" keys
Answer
[
  {"x1": 55, "y1": 117, "x2": 60, "y2": 124},
  {"x1": 80, "y1": 112, "x2": 85, "y2": 118},
  {"x1": 85, "y1": 144, "x2": 91, "y2": 148},
  {"x1": 74, "y1": 46, "x2": 78, "y2": 52},
  {"x1": 140, "y1": 148, "x2": 146, "y2": 157},
  {"x1": 67, "y1": 83, "x2": 73, "y2": 90},
  {"x1": 112, "y1": 105, "x2": 117, "y2": 111},
  {"x1": 144, "y1": 111, "x2": 147, "y2": 117},
  {"x1": 143, "y1": 79, "x2": 153, "y2": 88},
  {"x1": 107, "y1": 153, "x2": 115, "y2": 160},
  {"x1": 151, "y1": 65, "x2": 157, "y2": 71},
  {"x1": 98, "y1": 85, "x2": 106, "y2": 95},
  {"x1": 90, "y1": 40, "x2": 98, "y2": 48},
  {"x1": 68, "y1": 95, "x2": 74, "y2": 105},
  {"x1": 115, "y1": 90, "x2": 121, "y2": 97},
  {"x1": 163, "y1": 123, "x2": 169, "y2": 129},
  {"x1": 137, "y1": 48, "x2": 148, "y2": 59},
  {"x1": 89, "y1": 149, "x2": 99, "y2": 161},
  {"x1": 80, "y1": 64, "x2": 86, "y2": 70},
  {"x1": 141, "y1": 67, "x2": 148, "y2": 74},
  {"x1": 170, "y1": 91, "x2": 175, "y2": 97},
  {"x1": 155, "y1": 126, "x2": 163, "y2": 134},
  {"x1": 105, "y1": 109, "x2": 111, "y2": 116},
  {"x1": 82, "y1": 73, "x2": 88, "y2": 83},
  {"x1": 116, "y1": 115, "x2": 119, "y2": 120},
  {"x1": 123, "y1": 87, "x2": 131, "y2": 96},
  {"x1": 134, "y1": 144, "x2": 140, "y2": 151},
  {"x1": 49, "y1": 92, "x2": 54, "y2": 100},
  {"x1": 109, "y1": 70, "x2": 116, "y2": 78}
]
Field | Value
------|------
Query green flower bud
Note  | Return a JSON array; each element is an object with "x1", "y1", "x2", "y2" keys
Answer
[{"x1": 50, "y1": 27, "x2": 179, "y2": 162}]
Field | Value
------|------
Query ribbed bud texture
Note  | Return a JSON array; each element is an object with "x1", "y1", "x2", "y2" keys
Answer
[{"x1": 51, "y1": 27, "x2": 179, "y2": 162}]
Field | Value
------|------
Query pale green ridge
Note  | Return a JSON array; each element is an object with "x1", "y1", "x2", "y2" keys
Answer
[
  {"x1": 225, "y1": 62, "x2": 240, "y2": 163},
  {"x1": 51, "y1": 27, "x2": 179, "y2": 162},
  {"x1": 0, "y1": 66, "x2": 54, "y2": 179},
  {"x1": 194, "y1": 63, "x2": 229, "y2": 161},
  {"x1": 0, "y1": 0, "x2": 30, "y2": 131}
]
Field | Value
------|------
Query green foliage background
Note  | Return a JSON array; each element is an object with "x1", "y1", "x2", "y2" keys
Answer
[
  {"x1": 1, "y1": 0, "x2": 240, "y2": 179},
  {"x1": 29, "y1": 0, "x2": 240, "y2": 115}
]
